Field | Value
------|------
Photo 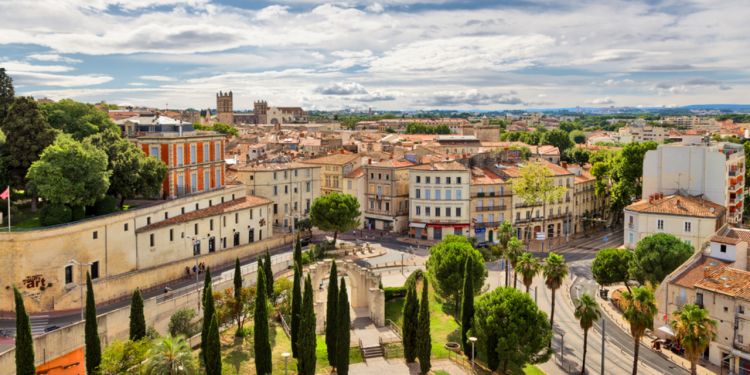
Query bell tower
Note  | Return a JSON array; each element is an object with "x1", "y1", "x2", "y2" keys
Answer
[{"x1": 216, "y1": 91, "x2": 234, "y2": 124}]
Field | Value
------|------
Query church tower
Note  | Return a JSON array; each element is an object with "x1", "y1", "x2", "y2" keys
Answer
[{"x1": 216, "y1": 91, "x2": 234, "y2": 124}]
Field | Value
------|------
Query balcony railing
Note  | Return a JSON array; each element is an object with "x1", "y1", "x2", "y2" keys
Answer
[
  {"x1": 515, "y1": 202, "x2": 540, "y2": 208},
  {"x1": 475, "y1": 206, "x2": 507, "y2": 212},
  {"x1": 475, "y1": 221, "x2": 503, "y2": 229}
]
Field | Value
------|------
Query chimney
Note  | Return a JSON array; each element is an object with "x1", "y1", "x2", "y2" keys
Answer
[
  {"x1": 368, "y1": 159, "x2": 372, "y2": 165},
  {"x1": 561, "y1": 161, "x2": 568, "y2": 169},
  {"x1": 703, "y1": 266, "x2": 711, "y2": 278}
]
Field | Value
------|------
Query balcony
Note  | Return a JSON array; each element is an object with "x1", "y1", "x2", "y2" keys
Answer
[
  {"x1": 475, "y1": 205, "x2": 507, "y2": 212},
  {"x1": 475, "y1": 221, "x2": 503, "y2": 229},
  {"x1": 515, "y1": 201, "x2": 540, "y2": 208},
  {"x1": 734, "y1": 341, "x2": 750, "y2": 352}
]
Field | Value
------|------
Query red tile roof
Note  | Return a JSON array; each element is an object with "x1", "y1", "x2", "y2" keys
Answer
[
  {"x1": 625, "y1": 194, "x2": 725, "y2": 218},
  {"x1": 136, "y1": 196, "x2": 271, "y2": 233}
]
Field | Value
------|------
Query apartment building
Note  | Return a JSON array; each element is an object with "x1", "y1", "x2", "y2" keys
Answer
[
  {"x1": 302, "y1": 153, "x2": 361, "y2": 194},
  {"x1": 469, "y1": 167, "x2": 512, "y2": 242},
  {"x1": 363, "y1": 159, "x2": 414, "y2": 232},
  {"x1": 408, "y1": 161, "x2": 471, "y2": 240},
  {"x1": 617, "y1": 125, "x2": 669, "y2": 143},
  {"x1": 230, "y1": 162, "x2": 321, "y2": 228},
  {"x1": 660, "y1": 227, "x2": 750, "y2": 373},
  {"x1": 343, "y1": 166, "x2": 366, "y2": 229},
  {"x1": 568, "y1": 164, "x2": 601, "y2": 235},
  {"x1": 624, "y1": 193, "x2": 726, "y2": 250},
  {"x1": 643, "y1": 142, "x2": 745, "y2": 223}
]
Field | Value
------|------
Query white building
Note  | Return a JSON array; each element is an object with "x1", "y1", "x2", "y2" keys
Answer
[
  {"x1": 408, "y1": 161, "x2": 471, "y2": 240},
  {"x1": 643, "y1": 142, "x2": 745, "y2": 223}
]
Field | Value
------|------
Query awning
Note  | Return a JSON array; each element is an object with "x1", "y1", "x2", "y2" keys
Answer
[
  {"x1": 427, "y1": 223, "x2": 469, "y2": 228},
  {"x1": 409, "y1": 222, "x2": 427, "y2": 228},
  {"x1": 657, "y1": 325, "x2": 675, "y2": 338}
]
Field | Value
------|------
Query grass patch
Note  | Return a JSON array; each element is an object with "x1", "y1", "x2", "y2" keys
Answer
[
  {"x1": 523, "y1": 364, "x2": 545, "y2": 375},
  {"x1": 434, "y1": 371, "x2": 450, "y2": 375},
  {"x1": 314, "y1": 335, "x2": 363, "y2": 372},
  {"x1": 383, "y1": 342, "x2": 404, "y2": 359}
]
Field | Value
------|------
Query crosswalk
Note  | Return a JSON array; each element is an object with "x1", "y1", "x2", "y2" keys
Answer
[{"x1": 30, "y1": 315, "x2": 49, "y2": 336}]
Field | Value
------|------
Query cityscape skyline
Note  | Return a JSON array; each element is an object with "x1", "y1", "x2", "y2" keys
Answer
[{"x1": 0, "y1": 0, "x2": 748, "y2": 110}]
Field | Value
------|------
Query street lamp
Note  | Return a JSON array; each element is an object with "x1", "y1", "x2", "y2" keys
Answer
[
  {"x1": 281, "y1": 352, "x2": 290, "y2": 374},
  {"x1": 68, "y1": 259, "x2": 92, "y2": 321},
  {"x1": 185, "y1": 235, "x2": 208, "y2": 311},
  {"x1": 560, "y1": 331, "x2": 566, "y2": 366},
  {"x1": 469, "y1": 336, "x2": 477, "y2": 371}
]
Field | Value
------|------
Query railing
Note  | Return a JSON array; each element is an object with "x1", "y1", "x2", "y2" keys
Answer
[
  {"x1": 475, "y1": 206, "x2": 507, "y2": 212},
  {"x1": 515, "y1": 202, "x2": 540, "y2": 208},
  {"x1": 386, "y1": 319, "x2": 402, "y2": 338},
  {"x1": 278, "y1": 312, "x2": 291, "y2": 338},
  {"x1": 475, "y1": 221, "x2": 504, "y2": 228}
]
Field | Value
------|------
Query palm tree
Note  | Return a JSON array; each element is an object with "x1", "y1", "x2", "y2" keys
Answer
[
  {"x1": 506, "y1": 237, "x2": 524, "y2": 289},
  {"x1": 574, "y1": 293, "x2": 601, "y2": 375},
  {"x1": 621, "y1": 286, "x2": 657, "y2": 375},
  {"x1": 495, "y1": 221, "x2": 514, "y2": 287},
  {"x1": 516, "y1": 252, "x2": 540, "y2": 294},
  {"x1": 145, "y1": 336, "x2": 199, "y2": 375},
  {"x1": 543, "y1": 252, "x2": 568, "y2": 329},
  {"x1": 671, "y1": 304, "x2": 717, "y2": 375}
]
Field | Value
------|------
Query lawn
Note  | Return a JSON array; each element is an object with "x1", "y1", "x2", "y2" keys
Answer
[{"x1": 523, "y1": 364, "x2": 545, "y2": 375}]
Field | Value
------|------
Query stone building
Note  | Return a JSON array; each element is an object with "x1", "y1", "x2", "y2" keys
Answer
[
  {"x1": 408, "y1": 161, "x2": 472, "y2": 240},
  {"x1": 253, "y1": 100, "x2": 307, "y2": 125},
  {"x1": 469, "y1": 167, "x2": 512, "y2": 242},
  {"x1": 302, "y1": 153, "x2": 361, "y2": 194},
  {"x1": 216, "y1": 91, "x2": 234, "y2": 124},
  {"x1": 363, "y1": 159, "x2": 414, "y2": 233}
]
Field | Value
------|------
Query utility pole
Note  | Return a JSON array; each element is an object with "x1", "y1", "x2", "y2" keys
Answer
[{"x1": 601, "y1": 319, "x2": 606, "y2": 375}]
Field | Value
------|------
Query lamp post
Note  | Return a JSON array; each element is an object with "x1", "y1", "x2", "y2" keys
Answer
[
  {"x1": 185, "y1": 235, "x2": 207, "y2": 311},
  {"x1": 282, "y1": 352, "x2": 290, "y2": 375},
  {"x1": 469, "y1": 336, "x2": 477, "y2": 371},
  {"x1": 68, "y1": 259, "x2": 92, "y2": 321},
  {"x1": 560, "y1": 331, "x2": 566, "y2": 366}
]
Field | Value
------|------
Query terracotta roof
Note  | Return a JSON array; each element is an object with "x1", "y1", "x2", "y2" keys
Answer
[
  {"x1": 410, "y1": 161, "x2": 468, "y2": 171},
  {"x1": 470, "y1": 167, "x2": 506, "y2": 185},
  {"x1": 136, "y1": 196, "x2": 271, "y2": 233},
  {"x1": 695, "y1": 266, "x2": 750, "y2": 300},
  {"x1": 368, "y1": 159, "x2": 415, "y2": 168},
  {"x1": 672, "y1": 256, "x2": 731, "y2": 289},
  {"x1": 711, "y1": 226, "x2": 750, "y2": 245},
  {"x1": 302, "y1": 153, "x2": 360, "y2": 165},
  {"x1": 624, "y1": 194, "x2": 725, "y2": 218},
  {"x1": 231, "y1": 162, "x2": 315, "y2": 172},
  {"x1": 345, "y1": 166, "x2": 364, "y2": 178}
]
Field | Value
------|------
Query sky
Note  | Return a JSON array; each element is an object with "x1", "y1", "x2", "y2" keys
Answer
[{"x1": 0, "y1": 0, "x2": 748, "y2": 111}]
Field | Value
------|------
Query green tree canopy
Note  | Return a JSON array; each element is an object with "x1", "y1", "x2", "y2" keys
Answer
[
  {"x1": 1, "y1": 96, "x2": 57, "y2": 187},
  {"x1": 14, "y1": 288, "x2": 35, "y2": 375},
  {"x1": 85, "y1": 272, "x2": 102, "y2": 375},
  {"x1": 472, "y1": 287, "x2": 552, "y2": 374},
  {"x1": 671, "y1": 304, "x2": 716, "y2": 375},
  {"x1": 622, "y1": 286, "x2": 657, "y2": 375},
  {"x1": 335, "y1": 277, "x2": 351, "y2": 375},
  {"x1": 592, "y1": 248, "x2": 633, "y2": 290},
  {"x1": 129, "y1": 289, "x2": 146, "y2": 341},
  {"x1": 310, "y1": 192, "x2": 361, "y2": 246},
  {"x1": 568, "y1": 130, "x2": 587, "y2": 144},
  {"x1": 254, "y1": 264, "x2": 272, "y2": 375},
  {"x1": 298, "y1": 274, "x2": 317, "y2": 374},
  {"x1": 145, "y1": 336, "x2": 198, "y2": 375},
  {"x1": 425, "y1": 235, "x2": 487, "y2": 311},
  {"x1": 402, "y1": 282, "x2": 419, "y2": 363},
  {"x1": 27, "y1": 134, "x2": 110, "y2": 207},
  {"x1": 629, "y1": 233, "x2": 693, "y2": 285},
  {"x1": 563, "y1": 147, "x2": 591, "y2": 166},
  {"x1": 40, "y1": 99, "x2": 118, "y2": 140},
  {"x1": 325, "y1": 261, "x2": 339, "y2": 367},
  {"x1": 540, "y1": 129, "x2": 574, "y2": 155},
  {"x1": 0, "y1": 68, "x2": 13, "y2": 123},
  {"x1": 100, "y1": 339, "x2": 152, "y2": 375}
]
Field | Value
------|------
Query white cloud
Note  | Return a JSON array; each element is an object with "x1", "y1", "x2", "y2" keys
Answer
[
  {"x1": 11, "y1": 72, "x2": 113, "y2": 87},
  {"x1": 315, "y1": 81, "x2": 368, "y2": 95},
  {"x1": 27, "y1": 53, "x2": 82, "y2": 63},
  {"x1": 139, "y1": 75, "x2": 175, "y2": 81},
  {"x1": 418, "y1": 89, "x2": 525, "y2": 107},
  {"x1": 587, "y1": 97, "x2": 615, "y2": 105},
  {"x1": 1, "y1": 60, "x2": 73, "y2": 73}
]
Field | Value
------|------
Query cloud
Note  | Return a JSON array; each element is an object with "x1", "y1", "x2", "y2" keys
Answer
[
  {"x1": 587, "y1": 97, "x2": 615, "y2": 105},
  {"x1": 418, "y1": 89, "x2": 525, "y2": 107},
  {"x1": 1, "y1": 60, "x2": 73, "y2": 73},
  {"x1": 654, "y1": 78, "x2": 732, "y2": 95},
  {"x1": 315, "y1": 81, "x2": 368, "y2": 95},
  {"x1": 139, "y1": 75, "x2": 175, "y2": 81},
  {"x1": 10, "y1": 72, "x2": 113, "y2": 87},
  {"x1": 27, "y1": 53, "x2": 82, "y2": 63}
]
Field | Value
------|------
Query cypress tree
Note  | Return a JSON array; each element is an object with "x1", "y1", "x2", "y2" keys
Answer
[
  {"x1": 129, "y1": 288, "x2": 146, "y2": 341},
  {"x1": 14, "y1": 288, "x2": 34, "y2": 375},
  {"x1": 205, "y1": 314, "x2": 222, "y2": 375},
  {"x1": 254, "y1": 263, "x2": 272, "y2": 375},
  {"x1": 85, "y1": 272, "x2": 101, "y2": 375},
  {"x1": 416, "y1": 281, "x2": 431, "y2": 374},
  {"x1": 335, "y1": 277, "x2": 351, "y2": 375},
  {"x1": 291, "y1": 264, "x2": 302, "y2": 358},
  {"x1": 200, "y1": 281, "x2": 216, "y2": 363},
  {"x1": 325, "y1": 261, "x2": 339, "y2": 366},
  {"x1": 294, "y1": 233, "x2": 303, "y2": 269},
  {"x1": 402, "y1": 283, "x2": 419, "y2": 363},
  {"x1": 233, "y1": 258, "x2": 244, "y2": 334},
  {"x1": 264, "y1": 251, "x2": 274, "y2": 300},
  {"x1": 460, "y1": 258, "x2": 474, "y2": 354},
  {"x1": 202, "y1": 266, "x2": 212, "y2": 309},
  {"x1": 297, "y1": 274, "x2": 317, "y2": 375}
]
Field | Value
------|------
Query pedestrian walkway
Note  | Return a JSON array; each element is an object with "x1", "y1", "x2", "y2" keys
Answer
[{"x1": 349, "y1": 358, "x2": 467, "y2": 374}]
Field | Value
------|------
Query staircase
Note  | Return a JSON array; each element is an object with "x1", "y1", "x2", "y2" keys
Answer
[{"x1": 361, "y1": 344, "x2": 384, "y2": 359}]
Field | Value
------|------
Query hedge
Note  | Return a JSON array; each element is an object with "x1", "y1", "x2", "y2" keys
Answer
[{"x1": 384, "y1": 286, "x2": 407, "y2": 300}]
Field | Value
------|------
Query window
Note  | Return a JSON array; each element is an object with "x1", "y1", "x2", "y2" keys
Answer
[
  {"x1": 416, "y1": 206, "x2": 421, "y2": 215},
  {"x1": 89, "y1": 263, "x2": 99, "y2": 282},
  {"x1": 456, "y1": 207, "x2": 461, "y2": 216},
  {"x1": 146, "y1": 217, "x2": 151, "y2": 225},
  {"x1": 215, "y1": 168, "x2": 222, "y2": 188},
  {"x1": 294, "y1": 170, "x2": 298, "y2": 177},
  {"x1": 446, "y1": 207, "x2": 451, "y2": 217},
  {"x1": 273, "y1": 186, "x2": 278, "y2": 196},
  {"x1": 194, "y1": 223, "x2": 199, "y2": 235},
  {"x1": 426, "y1": 176, "x2": 431, "y2": 184},
  {"x1": 740, "y1": 305, "x2": 745, "y2": 314},
  {"x1": 190, "y1": 144, "x2": 197, "y2": 164},
  {"x1": 181, "y1": 207, "x2": 185, "y2": 214},
  {"x1": 210, "y1": 219, "x2": 214, "y2": 231},
  {"x1": 306, "y1": 169, "x2": 311, "y2": 177},
  {"x1": 721, "y1": 244, "x2": 727, "y2": 253},
  {"x1": 446, "y1": 190, "x2": 452, "y2": 200},
  {"x1": 195, "y1": 203, "x2": 199, "y2": 210},
  {"x1": 65, "y1": 265, "x2": 73, "y2": 284},
  {"x1": 149, "y1": 233, "x2": 155, "y2": 247},
  {"x1": 370, "y1": 200, "x2": 374, "y2": 209},
  {"x1": 348, "y1": 180, "x2": 352, "y2": 189},
  {"x1": 124, "y1": 223, "x2": 129, "y2": 231},
  {"x1": 425, "y1": 189, "x2": 431, "y2": 200},
  {"x1": 92, "y1": 231, "x2": 98, "y2": 240},
  {"x1": 215, "y1": 142, "x2": 221, "y2": 161},
  {"x1": 203, "y1": 143, "x2": 209, "y2": 162},
  {"x1": 235, "y1": 213, "x2": 239, "y2": 224},
  {"x1": 204, "y1": 170, "x2": 210, "y2": 191},
  {"x1": 457, "y1": 177, "x2": 462, "y2": 184},
  {"x1": 416, "y1": 176, "x2": 421, "y2": 183},
  {"x1": 284, "y1": 170, "x2": 288, "y2": 179},
  {"x1": 435, "y1": 190, "x2": 441, "y2": 200},
  {"x1": 177, "y1": 146, "x2": 184, "y2": 166},
  {"x1": 385, "y1": 202, "x2": 390, "y2": 211},
  {"x1": 684, "y1": 222, "x2": 692, "y2": 232},
  {"x1": 284, "y1": 185, "x2": 289, "y2": 194},
  {"x1": 696, "y1": 292, "x2": 704, "y2": 306},
  {"x1": 657, "y1": 219, "x2": 664, "y2": 230},
  {"x1": 456, "y1": 190, "x2": 462, "y2": 200},
  {"x1": 150, "y1": 146, "x2": 159, "y2": 158},
  {"x1": 386, "y1": 174, "x2": 389, "y2": 180},
  {"x1": 416, "y1": 189, "x2": 421, "y2": 199},
  {"x1": 370, "y1": 173, "x2": 374, "y2": 179},
  {"x1": 273, "y1": 204, "x2": 278, "y2": 214},
  {"x1": 170, "y1": 229, "x2": 174, "y2": 242},
  {"x1": 273, "y1": 172, "x2": 278, "y2": 180},
  {"x1": 446, "y1": 177, "x2": 451, "y2": 184},
  {"x1": 436, "y1": 177, "x2": 441, "y2": 184},
  {"x1": 435, "y1": 207, "x2": 441, "y2": 217},
  {"x1": 425, "y1": 207, "x2": 431, "y2": 216},
  {"x1": 191, "y1": 173, "x2": 197, "y2": 193},
  {"x1": 378, "y1": 173, "x2": 382, "y2": 180}
]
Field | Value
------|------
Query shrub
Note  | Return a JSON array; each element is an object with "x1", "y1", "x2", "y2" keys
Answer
[
  {"x1": 71, "y1": 205, "x2": 85, "y2": 221},
  {"x1": 384, "y1": 286, "x2": 407, "y2": 300},
  {"x1": 91, "y1": 195, "x2": 117, "y2": 215},
  {"x1": 169, "y1": 308, "x2": 198, "y2": 338},
  {"x1": 405, "y1": 269, "x2": 424, "y2": 290},
  {"x1": 40, "y1": 204, "x2": 72, "y2": 226}
]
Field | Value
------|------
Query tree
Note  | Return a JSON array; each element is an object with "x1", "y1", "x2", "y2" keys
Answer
[
  {"x1": 335, "y1": 277, "x2": 351, "y2": 375},
  {"x1": 254, "y1": 264, "x2": 272, "y2": 375},
  {"x1": 169, "y1": 308, "x2": 197, "y2": 338},
  {"x1": 629, "y1": 233, "x2": 692, "y2": 286},
  {"x1": 325, "y1": 261, "x2": 339, "y2": 366},
  {"x1": 310, "y1": 192, "x2": 361, "y2": 247},
  {"x1": 564, "y1": 147, "x2": 591, "y2": 165},
  {"x1": 541, "y1": 129, "x2": 574, "y2": 155},
  {"x1": 425, "y1": 235, "x2": 486, "y2": 312},
  {"x1": 200, "y1": 278, "x2": 215, "y2": 364},
  {"x1": 201, "y1": 267, "x2": 212, "y2": 309},
  {"x1": 472, "y1": 287, "x2": 552, "y2": 374},
  {"x1": 574, "y1": 293, "x2": 600, "y2": 375},
  {"x1": 543, "y1": 252, "x2": 568, "y2": 329},
  {"x1": 568, "y1": 130, "x2": 587, "y2": 144},
  {"x1": 232, "y1": 258, "x2": 245, "y2": 335},
  {"x1": 593, "y1": 248, "x2": 633, "y2": 292},
  {"x1": 494, "y1": 221, "x2": 514, "y2": 287},
  {"x1": 27, "y1": 134, "x2": 111, "y2": 207},
  {"x1": 14, "y1": 288, "x2": 34, "y2": 375},
  {"x1": 291, "y1": 264, "x2": 302, "y2": 358},
  {"x1": 40, "y1": 99, "x2": 118, "y2": 140},
  {"x1": 512, "y1": 161, "x2": 566, "y2": 245},
  {"x1": 204, "y1": 315, "x2": 222, "y2": 375},
  {"x1": 264, "y1": 251, "x2": 274, "y2": 300},
  {"x1": 402, "y1": 282, "x2": 419, "y2": 362},
  {"x1": 0, "y1": 68, "x2": 13, "y2": 123},
  {"x1": 85, "y1": 272, "x2": 102, "y2": 375},
  {"x1": 100, "y1": 339, "x2": 152, "y2": 375},
  {"x1": 294, "y1": 233, "x2": 303, "y2": 269},
  {"x1": 298, "y1": 274, "x2": 317, "y2": 375},
  {"x1": 460, "y1": 258, "x2": 474, "y2": 354},
  {"x1": 671, "y1": 304, "x2": 716, "y2": 375},
  {"x1": 416, "y1": 280, "x2": 431, "y2": 374},
  {"x1": 85, "y1": 129, "x2": 166, "y2": 206},
  {"x1": 0, "y1": 96, "x2": 57, "y2": 188},
  {"x1": 622, "y1": 286, "x2": 657, "y2": 375},
  {"x1": 506, "y1": 237, "x2": 524, "y2": 288},
  {"x1": 145, "y1": 336, "x2": 199, "y2": 375},
  {"x1": 214, "y1": 285, "x2": 255, "y2": 327},
  {"x1": 129, "y1": 289, "x2": 146, "y2": 341},
  {"x1": 516, "y1": 252, "x2": 541, "y2": 294}
]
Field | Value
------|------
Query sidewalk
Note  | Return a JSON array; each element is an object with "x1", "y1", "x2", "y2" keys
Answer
[{"x1": 597, "y1": 284, "x2": 717, "y2": 375}]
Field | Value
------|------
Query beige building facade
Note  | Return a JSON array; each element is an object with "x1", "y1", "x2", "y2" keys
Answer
[
  {"x1": 302, "y1": 153, "x2": 361, "y2": 194},
  {"x1": 364, "y1": 160, "x2": 413, "y2": 233},
  {"x1": 343, "y1": 167, "x2": 366, "y2": 229},
  {"x1": 408, "y1": 161, "x2": 472, "y2": 240},
  {"x1": 469, "y1": 167, "x2": 512, "y2": 243}
]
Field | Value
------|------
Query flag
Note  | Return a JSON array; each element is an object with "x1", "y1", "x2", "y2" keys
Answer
[{"x1": 0, "y1": 187, "x2": 8, "y2": 200}]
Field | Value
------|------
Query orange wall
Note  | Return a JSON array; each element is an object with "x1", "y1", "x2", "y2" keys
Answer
[{"x1": 36, "y1": 347, "x2": 84, "y2": 375}]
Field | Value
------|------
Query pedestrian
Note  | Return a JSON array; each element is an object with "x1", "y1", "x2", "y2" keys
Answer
[
  {"x1": 193, "y1": 265, "x2": 198, "y2": 274},
  {"x1": 185, "y1": 266, "x2": 190, "y2": 277}
]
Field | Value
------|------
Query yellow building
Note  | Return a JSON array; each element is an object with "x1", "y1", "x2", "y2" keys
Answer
[
  {"x1": 408, "y1": 161, "x2": 472, "y2": 240},
  {"x1": 364, "y1": 159, "x2": 414, "y2": 233},
  {"x1": 469, "y1": 167, "x2": 512, "y2": 243},
  {"x1": 302, "y1": 153, "x2": 361, "y2": 194}
]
